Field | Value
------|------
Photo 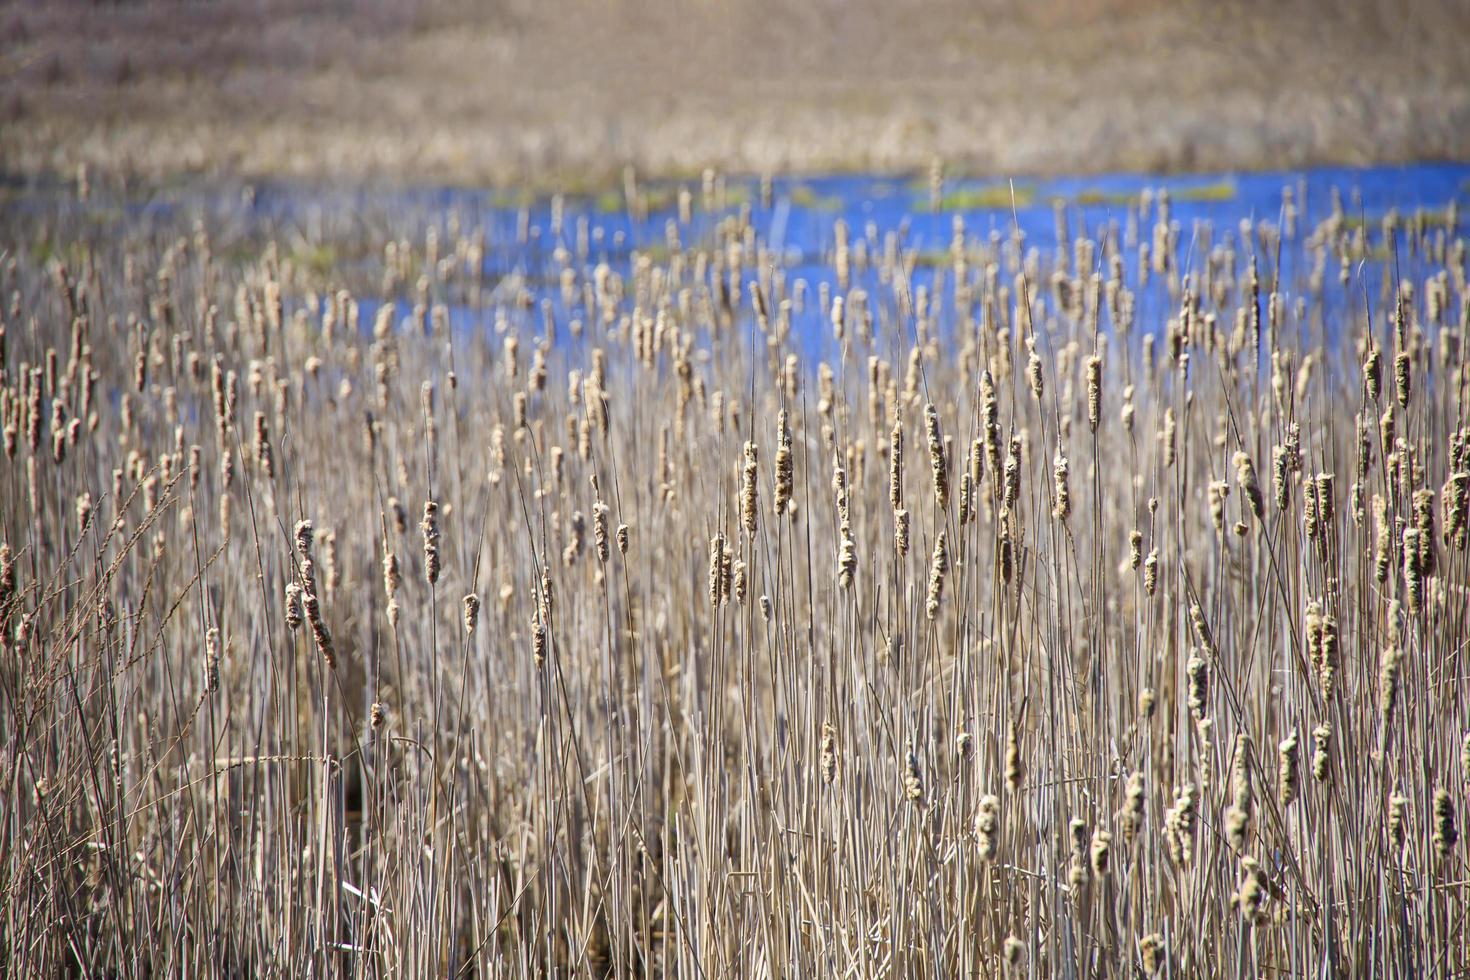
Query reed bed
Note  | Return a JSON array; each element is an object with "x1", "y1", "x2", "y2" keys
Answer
[{"x1": 1, "y1": 175, "x2": 1468, "y2": 978}]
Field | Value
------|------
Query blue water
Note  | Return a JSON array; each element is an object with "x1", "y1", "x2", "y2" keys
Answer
[{"x1": 11, "y1": 162, "x2": 1467, "y2": 354}]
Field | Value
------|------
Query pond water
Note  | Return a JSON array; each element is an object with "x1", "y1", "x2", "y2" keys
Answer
[{"x1": 14, "y1": 161, "x2": 1469, "y2": 355}]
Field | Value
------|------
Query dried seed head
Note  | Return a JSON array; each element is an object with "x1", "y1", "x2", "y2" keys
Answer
[
  {"x1": 837, "y1": 534, "x2": 857, "y2": 590},
  {"x1": 1434, "y1": 788, "x2": 1458, "y2": 858},
  {"x1": 1005, "y1": 721, "x2": 1025, "y2": 792},
  {"x1": 1119, "y1": 771, "x2": 1145, "y2": 843},
  {"x1": 420, "y1": 501, "x2": 441, "y2": 586},
  {"x1": 739, "y1": 441, "x2": 759, "y2": 536},
  {"x1": 1277, "y1": 731, "x2": 1300, "y2": 808},
  {"x1": 975, "y1": 794, "x2": 1001, "y2": 860},
  {"x1": 284, "y1": 583, "x2": 304, "y2": 631},
  {"x1": 925, "y1": 530, "x2": 949, "y2": 620},
  {"x1": 1234, "y1": 451, "x2": 1263, "y2": 519},
  {"x1": 1186, "y1": 651, "x2": 1209, "y2": 719},
  {"x1": 1388, "y1": 789, "x2": 1410, "y2": 848},
  {"x1": 820, "y1": 722, "x2": 838, "y2": 785},
  {"x1": 463, "y1": 592, "x2": 480, "y2": 635},
  {"x1": 1085, "y1": 354, "x2": 1102, "y2": 432},
  {"x1": 925, "y1": 403, "x2": 948, "y2": 511},
  {"x1": 903, "y1": 748, "x2": 925, "y2": 803},
  {"x1": 1053, "y1": 449, "x2": 1071, "y2": 522},
  {"x1": 1068, "y1": 819, "x2": 1090, "y2": 891},
  {"x1": 1139, "y1": 934, "x2": 1166, "y2": 976},
  {"x1": 1311, "y1": 723, "x2": 1332, "y2": 783}
]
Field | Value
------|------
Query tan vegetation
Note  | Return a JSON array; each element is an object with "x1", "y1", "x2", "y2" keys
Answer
[
  {"x1": 2, "y1": 0, "x2": 1470, "y2": 186},
  {"x1": 1, "y1": 176, "x2": 1469, "y2": 977}
]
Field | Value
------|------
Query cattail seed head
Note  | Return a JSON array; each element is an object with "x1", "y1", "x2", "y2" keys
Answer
[
  {"x1": 1139, "y1": 934, "x2": 1166, "y2": 975},
  {"x1": 1277, "y1": 731, "x2": 1300, "y2": 808},
  {"x1": 1067, "y1": 818, "x2": 1090, "y2": 891},
  {"x1": 285, "y1": 583, "x2": 304, "y2": 630},
  {"x1": 820, "y1": 722, "x2": 838, "y2": 785},
  {"x1": 903, "y1": 748, "x2": 924, "y2": 803},
  {"x1": 1005, "y1": 721, "x2": 1025, "y2": 792},
  {"x1": 1434, "y1": 788, "x2": 1458, "y2": 857},
  {"x1": 1119, "y1": 771, "x2": 1145, "y2": 843},
  {"x1": 925, "y1": 531, "x2": 949, "y2": 620},
  {"x1": 421, "y1": 501, "x2": 441, "y2": 586},
  {"x1": 1234, "y1": 451, "x2": 1263, "y2": 519},
  {"x1": 463, "y1": 592, "x2": 480, "y2": 635},
  {"x1": 1053, "y1": 449, "x2": 1071, "y2": 522},
  {"x1": 1085, "y1": 354, "x2": 1102, "y2": 432},
  {"x1": 1311, "y1": 723, "x2": 1332, "y2": 783},
  {"x1": 740, "y1": 441, "x2": 759, "y2": 536},
  {"x1": 975, "y1": 794, "x2": 1001, "y2": 860},
  {"x1": 925, "y1": 403, "x2": 948, "y2": 511}
]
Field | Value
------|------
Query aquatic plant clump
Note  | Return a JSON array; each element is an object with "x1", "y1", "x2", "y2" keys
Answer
[{"x1": 0, "y1": 168, "x2": 1468, "y2": 977}]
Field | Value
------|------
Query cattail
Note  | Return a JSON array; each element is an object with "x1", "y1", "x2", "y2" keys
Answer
[
  {"x1": 1235, "y1": 451, "x2": 1263, "y2": 519},
  {"x1": 1128, "y1": 530, "x2": 1143, "y2": 569},
  {"x1": 894, "y1": 508, "x2": 910, "y2": 557},
  {"x1": 903, "y1": 748, "x2": 924, "y2": 803},
  {"x1": 1311, "y1": 723, "x2": 1332, "y2": 783},
  {"x1": 1277, "y1": 731, "x2": 1300, "y2": 807},
  {"x1": 1318, "y1": 613, "x2": 1338, "y2": 698},
  {"x1": 1002, "y1": 936, "x2": 1025, "y2": 972},
  {"x1": 1003, "y1": 435, "x2": 1021, "y2": 511},
  {"x1": 1139, "y1": 934, "x2": 1166, "y2": 975},
  {"x1": 1434, "y1": 788, "x2": 1458, "y2": 857},
  {"x1": 1225, "y1": 733, "x2": 1254, "y2": 849},
  {"x1": 708, "y1": 533, "x2": 725, "y2": 605},
  {"x1": 925, "y1": 531, "x2": 949, "y2": 620},
  {"x1": 1378, "y1": 642, "x2": 1404, "y2": 750},
  {"x1": 382, "y1": 549, "x2": 401, "y2": 628},
  {"x1": 740, "y1": 441, "x2": 759, "y2": 536},
  {"x1": 774, "y1": 412, "x2": 794, "y2": 516},
  {"x1": 1186, "y1": 651, "x2": 1209, "y2": 718},
  {"x1": 1005, "y1": 721, "x2": 1024, "y2": 792},
  {"x1": 837, "y1": 534, "x2": 857, "y2": 590},
  {"x1": 1119, "y1": 771, "x2": 1145, "y2": 843},
  {"x1": 1364, "y1": 345, "x2": 1382, "y2": 401},
  {"x1": 616, "y1": 523, "x2": 629, "y2": 555},
  {"x1": 1316, "y1": 472, "x2": 1335, "y2": 529},
  {"x1": 1235, "y1": 856, "x2": 1266, "y2": 922},
  {"x1": 1444, "y1": 472, "x2": 1469, "y2": 551},
  {"x1": 1085, "y1": 354, "x2": 1102, "y2": 432},
  {"x1": 593, "y1": 502, "x2": 610, "y2": 562},
  {"x1": 1067, "y1": 819, "x2": 1090, "y2": 891},
  {"x1": 925, "y1": 403, "x2": 948, "y2": 511},
  {"x1": 204, "y1": 628, "x2": 220, "y2": 694},
  {"x1": 1053, "y1": 449, "x2": 1071, "y2": 522},
  {"x1": 463, "y1": 592, "x2": 480, "y2": 635},
  {"x1": 1089, "y1": 829, "x2": 1113, "y2": 879},
  {"x1": 1143, "y1": 548, "x2": 1159, "y2": 596},
  {"x1": 1388, "y1": 790, "x2": 1409, "y2": 847},
  {"x1": 889, "y1": 417, "x2": 904, "y2": 510},
  {"x1": 76, "y1": 492, "x2": 92, "y2": 534},
  {"x1": 303, "y1": 588, "x2": 335, "y2": 670},
  {"x1": 254, "y1": 412, "x2": 273, "y2": 478},
  {"x1": 1402, "y1": 528, "x2": 1423, "y2": 613},
  {"x1": 1162, "y1": 408, "x2": 1177, "y2": 467},
  {"x1": 1394, "y1": 350, "x2": 1411, "y2": 408},
  {"x1": 370, "y1": 702, "x2": 386, "y2": 729},
  {"x1": 285, "y1": 583, "x2": 304, "y2": 630},
  {"x1": 1165, "y1": 783, "x2": 1197, "y2": 865},
  {"x1": 1026, "y1": 345, "x2": 1044, "y2": 398},
  {"x1": 532, "y1": 618, "x2": 547, "y2": 666},
  {"x1": 975, "y1": 794, "x2": 1001, "y2": 860},
  {"x1": 421, "y1": 501, "x2": 441, "y2": 586},
  {"x1": 820, "y1": 722, "x2": 838, "y2": 785}
]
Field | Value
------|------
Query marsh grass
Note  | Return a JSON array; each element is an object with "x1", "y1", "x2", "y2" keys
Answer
[{"x1": 0, "y1": 169, "x2": 1468, "y2": 978}]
